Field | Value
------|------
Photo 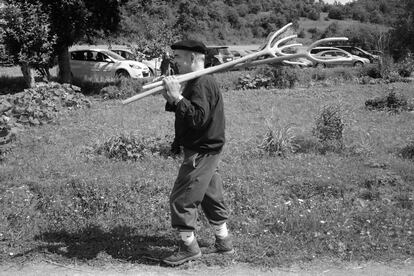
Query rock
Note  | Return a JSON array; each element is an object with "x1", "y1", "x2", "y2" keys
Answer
[
  {"x1": 71, "y1": 85, "x2": 82, "y2": 92},
  {"x1": 0, "y1": 100, "x2": 13, "y2": 114}
]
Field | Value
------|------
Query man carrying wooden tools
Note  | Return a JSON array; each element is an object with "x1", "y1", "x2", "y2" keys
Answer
[{"x1": 161, "y1": 40, "x2": 234, "y2": 266}]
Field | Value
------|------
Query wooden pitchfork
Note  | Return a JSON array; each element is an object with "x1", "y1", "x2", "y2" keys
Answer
[{"x1": 122, "y1": 23, "x2": 348, "y2": 105}]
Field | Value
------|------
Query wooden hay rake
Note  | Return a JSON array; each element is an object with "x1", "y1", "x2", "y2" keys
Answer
[{"x1": 122, "y1": 23, "x2": 349, "y2": 105}]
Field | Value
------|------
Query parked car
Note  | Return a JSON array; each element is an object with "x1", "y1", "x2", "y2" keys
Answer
[
  {"x1": 110, "y1": 48, "x2": 160, "y2": 76},
  {"x1": 230, "y1": 49, "x2": 261, "y2": 60},
  {"x1": 334, "y1": 46, "x2": 380, "y2": 63},
  {"x1": 310, "y1": 46, "x2": 339, "y2": 55},
  {"x1": 205, "y1": 46, "x2": 234, "y2": 67},
  {"x1": 311, "y1": 47, "x2": 370, "y2": 68},
  {"x1": 111, "y1": 48, "x2": 139, "y2": 60},
  {"x1": 69, "y1": 48, "x2": 151, "y2": 80},
  {"x1": 284, "y1": 57, "x2": 313, "y2": 68}
]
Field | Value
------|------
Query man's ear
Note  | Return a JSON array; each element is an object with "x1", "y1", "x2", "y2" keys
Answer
[{"x1": 190, "y1": 53, "x2": 196, "y2": 62}]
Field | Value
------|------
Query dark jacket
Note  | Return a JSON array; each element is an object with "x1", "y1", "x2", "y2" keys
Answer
[{"x1": 165, "y1": 75, "x2": 225, "y2": 153}]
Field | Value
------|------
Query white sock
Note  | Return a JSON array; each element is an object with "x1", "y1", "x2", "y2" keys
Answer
[
  {"x1": 214, "y1": 222, "x2": 228, "y2": 239},
  {"x1": 180, "y1": 231, "x2": 195, "y2": 246}
]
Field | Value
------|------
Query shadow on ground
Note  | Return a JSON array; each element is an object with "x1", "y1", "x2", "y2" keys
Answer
[
  {"x1": 0, "y1": 76, "x2": 28, "y2": 95},
  {"x1": 26, "y1": 225, "x2": 187, "y2": 265}
]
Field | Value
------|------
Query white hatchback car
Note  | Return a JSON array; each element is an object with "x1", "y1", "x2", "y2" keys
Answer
[{"x1": 69, "y1": 48, "x2": 151, "y2": 80}]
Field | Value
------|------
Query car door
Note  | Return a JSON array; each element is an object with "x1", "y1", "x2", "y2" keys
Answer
[
  {"x1": 334, "y1": 51, "x2": 352, "y2": 66},
  {"x1": 93, "y1": 52, "x2": 118, "y2": 79},
  {"x1": 88, "y1": 51, "x2": 108, "y2": 80},
  {"x1": 83, "y1": 50, "x2": 98, "y2": 80},
  {"x1": 70, "y1": 50, "x2": 88, "y2": 79}
]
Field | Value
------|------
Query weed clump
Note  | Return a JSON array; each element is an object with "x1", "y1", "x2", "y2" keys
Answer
[
  {"x1": 399, "y1": 140, "x2": 414, "y2": 161},
  {"x1": 365, "y1": 89, "x2": 410, "y2": 112},
  {"x1": 94, "y1": 134, "x2": 178, "y2": 161},
  {"x1": 237, "y1": 65, "x2": 298, "y2": 90},
  {"x1": 0, "y1": 82, "x2": 91, "y2": 127},
  {"x1": 100, "y1": 78, "x2": 144, "y2": 100},
  {"x1": 259, "y1": 123, "x2": 298, "y2": 157},
  {"x1": 312, "y1": 104, "x2": 344, "y2": 153},
  {"x1": 396, "y1": 53, "x2": 414, "y2": 77}
]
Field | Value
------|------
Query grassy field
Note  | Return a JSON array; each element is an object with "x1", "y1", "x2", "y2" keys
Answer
[
  {"x1": 297, "y1": 13, "x2": 390, "y2": 45},
  {"x1": 0, "y1": 70, "x2": 413, "y2": 268}
]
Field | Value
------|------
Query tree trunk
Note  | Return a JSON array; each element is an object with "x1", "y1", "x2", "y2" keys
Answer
[
  {"x1": 57, "y1": 45, "x2": 72, "y2": 83},
  {"x1": 35, "y1": 66, "x2": 51, "y2": 82},
  {"x1": 20, "y1": 63, "x2": 35, "y2": 88}
]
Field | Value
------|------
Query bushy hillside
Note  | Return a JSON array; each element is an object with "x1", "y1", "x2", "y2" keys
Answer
[
  {"x1": 328, "y1": 0, "x2": 405, "y2": 25},
  {"x1": 109, "y1": 0, "x2": 327, "y2": 46},
  {"x1": 101, "y1": 0, "x2": 407, "y2": 56}
]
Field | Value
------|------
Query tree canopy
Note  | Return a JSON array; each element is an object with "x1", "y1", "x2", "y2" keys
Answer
[{"x1": 1, "y1": 0, "x2": 56, "y2": 87}]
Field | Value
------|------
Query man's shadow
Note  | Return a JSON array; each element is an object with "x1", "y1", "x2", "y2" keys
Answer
[{"x1": 30, "y1": 225, "x2": 179, "y2": 265}]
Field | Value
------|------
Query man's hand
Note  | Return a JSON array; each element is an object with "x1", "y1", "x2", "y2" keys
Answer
[{"x1": 162, "y1": 76, "x2": 182, "y2": 104}]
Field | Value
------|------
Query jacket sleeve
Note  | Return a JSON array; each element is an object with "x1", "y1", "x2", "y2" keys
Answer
[
  {"x1": 165, "y1": 102, "x2": 177, "y2": 112},
  {"x1": 175, "y1": 81, "x2": 211, "y2": 129}
]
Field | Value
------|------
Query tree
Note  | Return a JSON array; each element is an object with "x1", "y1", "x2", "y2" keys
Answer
[
  {"x1": 115, "y1": 1, "x2": 179, "y2": 58},
  {"x1": 1, "y1": 0, "x2": 56, "y2": 88},
  {"x1": 390, "y1": 0, "x2": 414, "y2": 60},
  {"x1": 175, "y1": 0, "x2": 209, "y2": 39},
  {"x1": 328, "y1": 6, "x2": 345, "y2": 20},
  {"x1": 39, "y1": 0, "x2": 123, "y2": 83},
  {"x1": 321, "y1": 22, "x2": 340, "y2": 39},
  {"x1": 343, "y1": 24, "x2": 385, "y2": 51}
]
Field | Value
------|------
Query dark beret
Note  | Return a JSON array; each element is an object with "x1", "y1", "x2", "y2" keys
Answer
[{"x1": 171, "y1": 40, "x2": 207, "y2": 54}]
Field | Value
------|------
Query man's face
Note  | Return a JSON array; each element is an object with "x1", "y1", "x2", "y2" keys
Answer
[{"x1": 173, "y1": 50, "x2": 192, "y2": 74}]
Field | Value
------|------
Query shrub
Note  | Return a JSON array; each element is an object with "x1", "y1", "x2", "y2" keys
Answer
[
  {"x1": 307, "y1": 27, "x2": 318, "y2": 34},
  {"x1": 361, "y1": 64, "x2": 382, "y2": 79},
  {"x1": 399, "y1": 140, "x2": 414, "y2": 161},
  {"x1": 237, "y1": 65, "x2": 298, "y2": 90},
  {"x1": 73, "y1": 77, "x2": 145, "y2": 97},
  {"x1": 312, "y1": 104, "x2": 344, "y2": 151},
  {"x1": 311, "y1": 68, "x2": 328, "y2": 81},
  {"x1": 268, "y1": 65, "x2": 298, "y2": 89},
  {"x1": 215, "y1": 71, "x2": 239, "y2": 91},
  {"x1": 100, "y1": 78, "x2": 144, "y2": 100},
  {"x1": 378, "y1": 55, "x2": 402, "y2": 82},
  {"x1": 365, "y1": 89, "x2": 409, "y2": 112},
  {"x1": 396, "y1": 53, "x2": 414, "y2": 77},
  {"x1": 94, "y1": 134, "x2": 177, "y2": 161},
  {"x1": 298, "y1": 29, "x2": 306, "y2": 38},
  {"x1": 237, "y1": 73, "x2": 273, "y2": 90},
  {"x1": 331, "y1": 67, "x2": 356, "y2": 82}
]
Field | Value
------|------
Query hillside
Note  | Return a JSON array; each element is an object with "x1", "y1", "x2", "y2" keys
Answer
[
  {"x1": 296, "y1": 12, "x2": 390, "y2": 47},
  {"x1": 102, "y1": 0, "x2": 399, "y2": 55}
]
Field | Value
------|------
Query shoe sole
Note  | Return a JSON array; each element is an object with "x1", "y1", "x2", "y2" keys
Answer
[
  {"x1": 162, "y1": 251, "x2": 202, "y2": 266},
  {"x1": 219, "y1": 248, "x2": 235, "y2": 255},
  {"x1": 203, "y1": 248, "x2": 235, "y2": 255}
]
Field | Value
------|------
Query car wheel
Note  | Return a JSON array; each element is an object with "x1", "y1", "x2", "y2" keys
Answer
[
  {"x1": 353, "y1": 61, "x2": 363, "y2": 67},
  {"x1": 116, "y1": 70, "x2": 130, "y2": 79}
]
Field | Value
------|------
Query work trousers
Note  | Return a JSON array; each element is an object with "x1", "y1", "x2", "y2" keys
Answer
[{"x1": 170, "y1": 149, "x2": 229, "y2": 232}]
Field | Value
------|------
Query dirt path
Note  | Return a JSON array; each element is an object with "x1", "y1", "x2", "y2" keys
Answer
[{"x1": 1, "y1": 260, "x2": 413, "y2": 276}]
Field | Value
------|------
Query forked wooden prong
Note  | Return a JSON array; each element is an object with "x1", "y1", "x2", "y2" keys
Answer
[{"x1": 122, "y1": 24, "x2": 349, "y2": 105}]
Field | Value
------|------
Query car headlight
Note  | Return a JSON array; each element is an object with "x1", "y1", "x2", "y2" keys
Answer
[{"x1": 129, "y1": 64, "x2": 142, "y2": 70}]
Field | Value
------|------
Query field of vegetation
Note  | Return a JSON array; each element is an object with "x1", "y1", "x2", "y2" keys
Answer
[{"x1": 0, "y1": 65, "x2": 413, "y2": 269}]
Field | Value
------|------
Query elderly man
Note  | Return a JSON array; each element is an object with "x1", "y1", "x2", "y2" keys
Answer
[{"x1": 161, "y1": 40, "x2": 234, "y2": 266}]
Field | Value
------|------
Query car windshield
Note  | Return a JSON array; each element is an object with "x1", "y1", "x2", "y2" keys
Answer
[
  {"x1": 218, "y1": 48, "x2": 231, "y2": 55},
  {"x1": 356, "y1": 48, "x2": 370, "y2": 55},
  {"x1": 100, "y1": 50, "x2": 125, "y2": 60}
]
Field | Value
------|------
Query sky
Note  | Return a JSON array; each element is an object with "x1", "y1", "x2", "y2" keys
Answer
[{"x1": 323, "y1": 0, "x2": 354, "y2": 4}]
